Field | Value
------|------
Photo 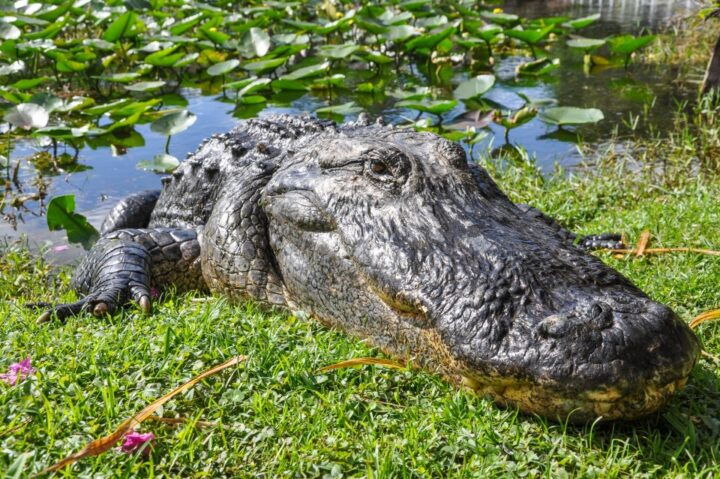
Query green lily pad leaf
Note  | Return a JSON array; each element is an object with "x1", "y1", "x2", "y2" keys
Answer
[
  {"x1": 311, "y1": 74, "x2": 345, "y2": 89},
  {"x1": 10, "y1": 77, "x2": 50, "y2": 90},
  {"x1": 390, "y1": 85, "x2": 431, "y2": 101},
  {"x1": 516, "y1": 57, "x2": 560, "y2": 76},
  {"x1": 271, "y1": 79, "x2": 308, "y2": 91},
  {"x1": 385, "y1": 25, "x2": 418, "y2": 42},
  {"x1": 55, "y1": 96, "x2": 95, "y2": 112},
  {"x1": 356, "y1": 80, "x2": 385, "y2": 93},
  {"x1": 480, "y1": 11, "x2": 519, "y2": 26},
  {"x1": 317, "y1": 43, "x2": 360, "y2": 59},
  {"x1": 82, "y1": 99, "x2": 131, "y2": 116},
  {"x1": 4, "y1": 103, "x2": 49, "y2": 129},
  {"x1": 504, "y1": 25, "x2": 554, "y2": 45},
  {"x1": 237, "y1": 95, "x2": 266, "y2": 104},
  {"x1": 137, "y1": 153, "x2": 180, "y2": 173},
  {"x1": 539, "y1": 106, "x2": 604, "y2": 126},
  {"x1": 608, "y1": 34, "x2": 656, "y2": 55},
  {"x1": 495, "y1": 107, "x2": 537, "y2": 129},
  {"x1": 316, "y1": 101, "x2": 363, "y2": 116},
  {"x1": 242, "y1": 27, "x2": 271, "y2": 57},
  {"x1": 144, "y1": 45, "x2": 182, "y2": 66},
  {"x1": 417, "y1": 15, "x2": 449, "y2": 29},
  {"x1": 207, "y1": 59, "x2": 240, "y2": 76},
  {"x1": 272, "y1": 32, "x2": 309, "y2": 46},
  {"x1": 397, "y1": 99, "x2": 458, "y2": 115},
  {"x1": 173, "y1": 52, "x2": 199, "y2": 68},
  {"x1": 46, "y1": 194, "x2": 99, "y2": 250},
  {"x1": 103, "y1": 11, "x2": 141, "y2": 42},
  {"x1": 124, "y1": 81, "x2": 166, "y2": 91},
  {"x1": 169, "y1": 13, "x2": 203, "y2": 35},
  {"x1": 361, "y1": 51, "x2": 393, "y2": 64},
  {"x1": 562, "y1": 13, "x2": 601, "y2": 30},
  {"x1": 83, "y1": 38, "x2": 116, "y2": 51},
  {"x1": 477, "y1": 24, "x2": 502, "y2": 42},
  {"x1": 567, "y1": 37, "x2": 606, "y2": 50},
  {"x1": 150, "y1": 109, "x2": 197, "y2": 136},
  {"x1": 100, "y1": 72, "x2": 142, "y2": 83},
  {"x1": 405, "y1": 26, "x2": 455, "y2": 51},
  {"x1": 36, "y1": 1, "x2": 72, "y2": 22},
  {"x1": 200, "y1": 26, "x2": 230, "y2": 45},
  {"x1": 0, "y1": 21, "x2": 21, "y2": 40},
  {"x1": 57, "y1": 58, "x2": 88, "y2": 72},
  {"x1": 237, "y1": 77, "x2": 272, "y2": 96},
  {"x1": 279, "y1": 61, "x2": 330, "y2": 81},
  {"x1": 243, "y1": 57, "x2": 286, "y2": 73},
  {"x1": 454, "y1": 74, "x2": 495, "y2": 100}
]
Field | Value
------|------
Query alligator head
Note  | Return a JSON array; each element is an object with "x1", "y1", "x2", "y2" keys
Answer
[{"x1": 261, "y1": 125, "x2": 699, "y2": 421}]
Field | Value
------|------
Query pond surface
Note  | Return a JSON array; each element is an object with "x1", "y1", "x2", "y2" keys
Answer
[{"x1": 0, "y1": 0, "x2": 699, "y2": 261}]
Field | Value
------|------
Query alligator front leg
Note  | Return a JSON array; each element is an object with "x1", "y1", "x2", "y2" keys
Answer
[
  {"x1": 34, "y1": 228, "x2": 204, "y2": 322},
  {"x1": 516, "y1": 204, "x2": 625, "y2": 250}
]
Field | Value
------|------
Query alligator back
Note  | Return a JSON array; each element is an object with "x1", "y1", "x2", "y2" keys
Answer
[{"x1": 148, "y1": 115, "x2": 338, "y2": 229}]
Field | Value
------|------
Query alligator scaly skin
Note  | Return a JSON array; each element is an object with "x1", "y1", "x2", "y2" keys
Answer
[{"x1": 36, "y1": 114, "x2": 699, "y2": 422}]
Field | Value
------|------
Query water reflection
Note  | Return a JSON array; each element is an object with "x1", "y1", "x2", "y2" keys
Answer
[
  {"x1": 0, "y1": 0, "x2": 700, "y2": 257},
  {"x1": 505, "y1": 0, "x2": 700, "y2": 33}
]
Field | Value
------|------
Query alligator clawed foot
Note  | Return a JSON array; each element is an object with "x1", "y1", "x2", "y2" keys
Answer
[
  {"x1": 27, "y1": 293, "x2": 152, "y2": 324},
  {"x1": 577, "y1": 233, "x2": 625, "y2": 251}
]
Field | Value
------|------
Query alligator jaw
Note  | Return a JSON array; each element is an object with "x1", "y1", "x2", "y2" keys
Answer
[{"x1": 461, "y1": 370, "x2": 693, "y2": 422}]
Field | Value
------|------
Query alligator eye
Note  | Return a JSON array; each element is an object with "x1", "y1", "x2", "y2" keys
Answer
[{"x1": 370, "y1": 160, "x2": 389, "y2": 175}]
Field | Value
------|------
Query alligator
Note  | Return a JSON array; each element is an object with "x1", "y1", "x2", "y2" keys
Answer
[{"x1": 34, "y1": 114, "x2": 700, "y2": 422}]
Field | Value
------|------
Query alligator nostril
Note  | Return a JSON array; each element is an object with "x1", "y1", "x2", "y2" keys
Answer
[
  {"x1": 538, "y1": 315, "x2": 571, "y2": 338},
  {"x1": 588, "y1": 301, "x2": 613, "y2": 330}
]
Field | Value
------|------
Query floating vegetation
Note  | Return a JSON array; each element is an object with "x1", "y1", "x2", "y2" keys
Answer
[{"x1": 0, "y1": 0, "x2": 662, "y2": 243}]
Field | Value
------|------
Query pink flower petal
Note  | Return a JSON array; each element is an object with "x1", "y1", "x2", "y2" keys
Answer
[
  {"x1": 1, "y1": 357, "x2": 34, "y2": 386},
  {"x1": 121, "y1": 430, "x2": 155, "y2": 455},
  {"x1": 52, "y1": 244, "x2": 70, "y2": 252}
]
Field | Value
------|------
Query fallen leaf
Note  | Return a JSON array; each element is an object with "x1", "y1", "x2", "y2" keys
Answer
[
  {"x1": 602, "y1": 247, "x2": 720, "y2": 257},
  {"x1": 636, "y1": 230, "x2": 651, "y2": 256},
  {"x1": 37, "y1": 355, "x2": 246, "y2": 476},
  {"x1": 690, "y1": 308, "x2": 720, "y2": 329},
  {"x1": 318, "y1": 357, "x2": 405, "y2": 373}
]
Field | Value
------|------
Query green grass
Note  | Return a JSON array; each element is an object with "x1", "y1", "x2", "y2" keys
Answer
[{"x1": 2, "y1": 158, "x2": 720, "y2": 478}]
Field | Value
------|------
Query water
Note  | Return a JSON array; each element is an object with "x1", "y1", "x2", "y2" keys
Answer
[{"x1": 0, "y1": 0, "x2": 699, "y2": 259}]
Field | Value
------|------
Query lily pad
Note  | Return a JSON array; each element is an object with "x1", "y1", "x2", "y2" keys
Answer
[
  {"x1": 397, "y1": 99, "x2": 458, "y2": 115},
  {"x1": 480, "y1": 11, "x2": 519, "y2": 26},
  {"x1": 124, "y1": 81, "x2": 166, "y2": 92},
  {"x1": 279, "y1": 62, "x2": 330, "y2": 81},
  {"x1": 562, "y1": 13, "x2": 601, "y2": 30},
  {"x1": 567, "y1": 37, "x2": 607, "y2": 50},
  {"x1": 317, "y1": 43, "x2": 361, "y2": 59},
  {"x1": 454, "y1": 75, "x2": 495, "y2": 100},
  {"x1": 207, "y1": 59, "x2": 240, "y2": 76},
  {"x1": 4, "y1": 103, "x2": 49, "y2": 129},
  {"x1": 539, "y1": 107, "x2": 604, "y2": 126},
  {"x1": 46, "y1": 195, "x2": 99, "y2": 250},
  {"x1": 150, "y1": 110, "x2": 197, "y2": 136},
  {"x1": 137, "y1": 153, "x2": 180, "y2": 173},
  {"x1": 242, "y1": 28, "x2": 271, "y2": 58},
  {"x1": 0, "y1": 21, "x2": 21, "y2": 40},
  {"x1": 315, "y1": 102, "x2": 363, "y2": 116}
]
